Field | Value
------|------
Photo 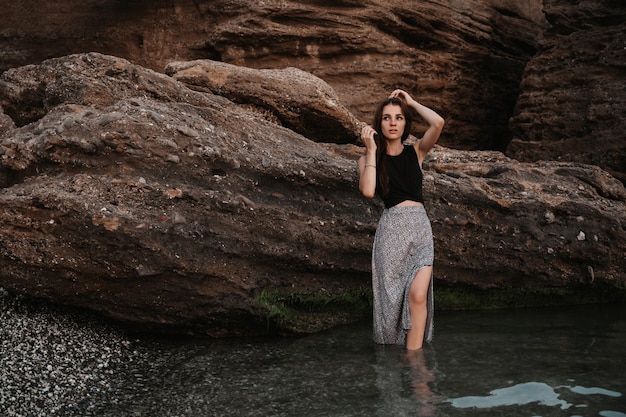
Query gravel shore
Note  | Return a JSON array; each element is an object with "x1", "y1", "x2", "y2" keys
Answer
[{"x1": 0, "y1": 287, "x2": 179, "y2": 416}]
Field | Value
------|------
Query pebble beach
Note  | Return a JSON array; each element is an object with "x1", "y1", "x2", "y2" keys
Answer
[{"x1": 0, "y1": 287, "x2": 179, "y2": 416}]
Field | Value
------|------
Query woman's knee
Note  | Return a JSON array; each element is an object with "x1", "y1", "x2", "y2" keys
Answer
[
  {"x1": 409, "y1": 288, "x2": 428, "y2": 305},
  {"x1": 409, "y1": 267, "x2": 431, "y2": 305}
]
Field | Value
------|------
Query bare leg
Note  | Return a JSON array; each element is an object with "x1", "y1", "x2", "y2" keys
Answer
[{"x1": 406, "y1": 266, "x2": 433, "y2": 350}]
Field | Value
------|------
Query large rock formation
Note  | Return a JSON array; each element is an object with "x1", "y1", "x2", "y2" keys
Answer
[
  {"x1": 0, "y1": 0, "x2": 547, "y2": 152},
  {"x1": 508, "y1": 0, "x2": 626, "y2": 183},
  {"x1": 164, "y1": 60, "x2": 362, "y2": 144},
  {"x1": 0, "y1": 53, "x2": 372, "y2": 335},
  {"x1": 3, "y1": 1, "x2": 624, "y2": 183},
  {"x1": 1, "y1": 54, "x2": 624, "y2": 336},
  {"x1": 1, "y1": 0, "x2": 625, "y2": 337}
]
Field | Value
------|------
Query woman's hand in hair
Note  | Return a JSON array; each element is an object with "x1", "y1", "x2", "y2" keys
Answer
[
  {"x1": 390, "y1": 89, "x2": 416, "y2": 106},
  {"x1": 360, "y1": 125, "x2": 378, "y2": 152},
  {"x1": 390, "y1": 90, "x2": 444, "y2": 164}
]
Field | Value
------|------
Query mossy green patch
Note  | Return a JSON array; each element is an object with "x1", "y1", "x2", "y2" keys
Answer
[
  {"x1": 432, "y1": 282, "x2": 626, "y2": 310},
  {"x1": 259, "y1": 281, "x2": 626, "y2": 334},
  {"x1": 258, "y1": 288, "x2": 372, "y2": 333}
]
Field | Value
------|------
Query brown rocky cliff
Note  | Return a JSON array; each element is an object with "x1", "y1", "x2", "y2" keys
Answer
[
  {"x1": 1, "y1": 54, "x2": 624, "y2": 337},
  {"x1": 508, "y1": 0, "x2": 626, "y2": 183},
  {"x1": 1, "y1": 0, "x2": 625, "y2": 336},
  {"x1": 0, "y1": 54, "x2": 367, "y2": 335},
  {"x1": 0, "y1": 0, "x2": 547, "y2": 152},
  {"x1": 3, "y1": 1, "x2": 623, "y2": 181}
]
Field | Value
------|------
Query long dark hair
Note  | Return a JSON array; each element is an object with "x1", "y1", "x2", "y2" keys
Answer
[{"x1": 372, "y1": 97, "x2": 414, "y2": 197}]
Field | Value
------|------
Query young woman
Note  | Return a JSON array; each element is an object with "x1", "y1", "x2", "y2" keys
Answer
[{"x1": 358, "y1": 89, "x2": 444, "y2": 350}]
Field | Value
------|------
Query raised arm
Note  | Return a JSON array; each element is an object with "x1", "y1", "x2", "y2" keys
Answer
[
  {"x1": 390, "y1": 89, "x2": 444, "y2": 164},
  {"x1": 358, "y1": 125, "x2": 378, "y2": 199}
]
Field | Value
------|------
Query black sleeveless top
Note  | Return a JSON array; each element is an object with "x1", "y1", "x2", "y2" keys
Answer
[{"x1": 380, "y1": 145, "x2": 424, "y2": 209}]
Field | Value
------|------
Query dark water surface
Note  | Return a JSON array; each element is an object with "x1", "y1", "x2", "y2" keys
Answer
[
  {"x1": 132, "y1": 304, "x2": 626, "y2": 417},
  {"x1": 2, "y1": 293, "x2": 625, "y2": 416}
]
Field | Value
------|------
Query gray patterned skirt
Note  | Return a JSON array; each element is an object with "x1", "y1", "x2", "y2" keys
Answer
[{"x1": 372, "y1": 205, "x2": 434, "y2": 345}]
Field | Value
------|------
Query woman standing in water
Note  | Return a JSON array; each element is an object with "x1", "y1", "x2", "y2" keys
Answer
[{"x1": 358, "y1": 89, "x2": 444, "y2": 350}]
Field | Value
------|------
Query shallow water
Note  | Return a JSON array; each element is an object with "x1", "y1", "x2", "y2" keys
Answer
[
  {"x1": 130, "y1": 304, "x2": 626, "y2": 417},
  {"x1": 2, "y1": 294, "x2": 625, "y2": 416}
]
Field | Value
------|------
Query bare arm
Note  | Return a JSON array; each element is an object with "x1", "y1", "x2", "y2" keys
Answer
[
  {"x1": 390, "y1": 89, "x2": 444, "y2": 165},
  {"x1": 358, "y1": 125, "x2": 378, "y2": 198}
]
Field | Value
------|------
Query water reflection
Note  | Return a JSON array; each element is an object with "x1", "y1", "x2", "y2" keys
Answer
[
  {"x1": 3, "y1": 292, "x2": 625, "y2": 416},
  {"x1": 430, "y1": 303, "x2": 626, "y2": 417},
  {"x1": 406, "y1": 349, "x2": 437, "y2": 416},
  {"x1": 373, "y1": 345, "x2": 439, "y2": 416},
  {"x1": 111, "y1": 303, "x2": 626, "y2": 416}
]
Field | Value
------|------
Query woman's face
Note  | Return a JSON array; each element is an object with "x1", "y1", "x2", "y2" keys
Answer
[{"x1": 380, "y1": 104, "x2": 406, "y2": 141}]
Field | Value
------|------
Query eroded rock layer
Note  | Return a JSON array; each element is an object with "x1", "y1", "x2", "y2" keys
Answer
[
  {"x1": 508, "y1": 0, "x2": 626, "y2": 183},
  {"x1": 0, "y1": 0, "x2": 548, "y2": 152},
  {"x1": 1, "y1": 54, "x2": 624, "y2": 336}
]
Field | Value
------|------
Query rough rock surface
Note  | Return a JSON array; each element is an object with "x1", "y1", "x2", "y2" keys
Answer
[
  {"x1": 3, "y1": 1, "x2": 624, "y2": 182},
  {"x1": 508, "y1": 0, "x2": 626, "y2": 183},
  {"x1": 1, "y1": 54, "x2": 624, "y2": 336},
  {"x1": 164, "y1": 60, "x2": 362, "y2": 144},
  {"x1": 0, "y1": 0, "x2": 548, "y2": 152}
]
